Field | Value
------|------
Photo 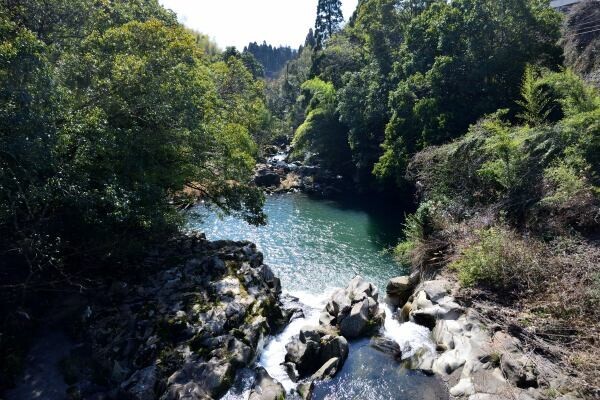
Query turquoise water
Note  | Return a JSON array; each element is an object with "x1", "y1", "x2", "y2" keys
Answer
[
  {"x1": 187, "y1": 193, "x2": 408, "y2": 294},
  {"x1": 187, "y1": 193, "x2": 448, "y2": 400}
]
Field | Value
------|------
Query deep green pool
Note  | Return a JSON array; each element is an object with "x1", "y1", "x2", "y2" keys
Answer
[{"x1": 187, "y1": 193, "x2": 408, "y2": 293}]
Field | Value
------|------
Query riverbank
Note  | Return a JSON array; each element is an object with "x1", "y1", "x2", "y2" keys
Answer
[
  {"x1": 386, "y1": 272, "x2": 588, "y2": 400},
  {"x1": 5, "y1": 234, "x2": 292, "y2": 400},
  {"x1": 4, "y1": 192, "x2": 592, "y2": 400}
]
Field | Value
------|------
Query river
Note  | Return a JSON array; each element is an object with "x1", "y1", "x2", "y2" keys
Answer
[{"x1": 187, "y1": 193, "x2": 448, "y2": 400}]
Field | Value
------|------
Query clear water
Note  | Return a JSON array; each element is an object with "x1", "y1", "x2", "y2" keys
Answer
[
  {"x1": 187, "y1": 193, "x2": 447, "y2": 400},
  {"x1": 187, "y1": 193, "x2": 407, "y2": 293}
]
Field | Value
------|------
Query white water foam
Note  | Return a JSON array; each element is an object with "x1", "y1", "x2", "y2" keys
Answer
[
  {"x1": 382, "y1": 303, "x2": 436, "y2": 360},
  {"x1": 257, "y1": 289, "x2": 333, "y2": 392},
  {"x1": 226, "y1": 292, "x2": 437, "y2": 398}
]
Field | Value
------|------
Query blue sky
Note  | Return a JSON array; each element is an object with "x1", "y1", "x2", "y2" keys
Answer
[{"x1": 158, "y1": 0, "x2": 359, "y2": 50}]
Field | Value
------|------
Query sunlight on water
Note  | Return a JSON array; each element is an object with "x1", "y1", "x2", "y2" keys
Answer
[
  {"x1": 187, "y1": 194, "x2": 447, "y2": 400},
  {"x1": 187, "y1": 193, "x2": 406, "y2": 293}
]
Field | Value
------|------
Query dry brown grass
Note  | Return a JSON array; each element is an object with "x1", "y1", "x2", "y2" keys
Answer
[{"x1": 437, "y1": 219, "x2": 600, "y2": 395}]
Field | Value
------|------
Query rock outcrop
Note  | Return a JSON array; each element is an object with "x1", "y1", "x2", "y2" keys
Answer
[
  {"x1": 253, "y1": 144, "x2": 349, "y2": 196},
  {"x1": 284, "y1": 326, "x2": 348, "y2": 381},
  {"x1": 249, "y1": 367, "x2": 286, "y2": 400},
  {"x1": 62, "y1": 234, "x2": 289, "y2": 400},
  {"x1": 386, "y1": 273, "x2": 418, "y2": 307},
  {"x1": 319, "y1": 276, "x2": 385, "y2": 338},
  {"x1": 386, "y1": 275, "x2": 583, "y2": 400}
]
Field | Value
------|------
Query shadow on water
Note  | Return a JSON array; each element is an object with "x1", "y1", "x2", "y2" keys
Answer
[
  {"x1": 311, "y1": 339, "x2": 448, "y2": 400},
  {"x1": 305, "y1": 191, "x2": 414, "y2": 249},
  {"x1": 187, "y1": 192, "x2": 413, "y2": 293}
]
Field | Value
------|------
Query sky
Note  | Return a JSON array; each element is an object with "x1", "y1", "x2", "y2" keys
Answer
[{"x1": 158, "y1": 0, "x2": 359, "y2": 50}]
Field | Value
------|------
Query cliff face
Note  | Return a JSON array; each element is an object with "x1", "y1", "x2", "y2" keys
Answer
[{"x1": 62, "y1": 233, "x2": 290, "y2": 400}]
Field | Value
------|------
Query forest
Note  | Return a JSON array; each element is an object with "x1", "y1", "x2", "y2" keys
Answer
[
  {"x1": 1, "y1": 0, "x2": 599, "y2": 398},
  {"x1": 244, "y1": 42, "x2": 299, "y2": 79}
]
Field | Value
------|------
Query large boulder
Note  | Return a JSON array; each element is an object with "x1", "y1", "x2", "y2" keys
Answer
[
  {"x1": 249, "y1": 367, "x2": 286, "y2": 400},
  {"x1": 320, "y1": 276, "x2": 385, "y2": 338},
  {"x1": 370, "y1": 336, "x2": 402, "y2": 359},
  {"x1": 386, "y1": 276, "x2": 415, "y2": 307},
  {"x1": 284, "y1": 327, "x2": 321, "y2": 377},
  {"x1": 319, "y1": 335, "x2": 348, "y2": 364},
  {"x1": 339, "y1": 299, "x2": 370, "y2": 338},
  {"x1": 311, "y1": 357, "x2": 341, "y2": 381},
  {"x1": 284, "y1": 327, "x2": 348, "y2": 380},
  {"x1": 255, "y1": 169, "x2": 281, "y2": 187},
  {"x1": 404, "y1": 279, "x2": 463, "y2": 330}
]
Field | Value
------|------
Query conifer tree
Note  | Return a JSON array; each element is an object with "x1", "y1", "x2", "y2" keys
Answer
[
  {"x1": 314, "y1": 0, "x2": 344, "y2": 49},
  {"x1": 305, "y1": 28, "x2": 317, "y2": 49}
]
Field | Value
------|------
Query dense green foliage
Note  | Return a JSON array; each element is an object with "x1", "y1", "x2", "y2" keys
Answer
[
  {"x1": 244, "y1": 42, "x2": 299, "y2": 78},
  {"x1": 400, "y1": 68, "x2": 599, "y2": 292},
  {"x1": 0, "y1": 0, "x2": 268, "y2": 298},
  {"x1": 283, "y1": 0, "x2": 563, "y2": 190},
  {"x1": 408, "y1": 70, "x2": 600, "y2": 223},
  {"x1": 292, "y1": 78, "x2": 353, "y2": 171}
]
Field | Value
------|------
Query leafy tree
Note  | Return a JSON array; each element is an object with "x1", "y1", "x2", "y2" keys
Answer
[
  {"x1": 516, "y1": 65, "x2": 553, "y2": 126},
  {"x1": 0, "y1": 0, "x2": 268, "y2": 301},
  {"x1": 374, "y1": 0, "x2": 562, "y2": 186},
  {"x1": 292, "y1": 78, "x2": 353, "y2": 172},
  {"x1": 315, "y1": 0, "x2": 344, "y2": 49}
]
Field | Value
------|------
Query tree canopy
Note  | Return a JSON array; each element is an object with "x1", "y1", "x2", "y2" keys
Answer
[
  {"x1": 285, "y1": 0, "x2": 563, "y2": 190},
  {"x1": 0, "y1": 0, "x2": 268, "y2": 296},
  {"x1": 315, "y1": 0, "x2": 344, "y2": 49}
]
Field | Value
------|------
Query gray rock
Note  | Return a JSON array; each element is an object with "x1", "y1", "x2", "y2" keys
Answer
[
  {"x1": 227, "y1": 337, "x2": 253, "y2": 367},
  {"x1": 370, "y1": 336, "x2": 401, "y2": 358},
  {"x1": 297, "y1": 381, "x2": 314, "y2": 400},
  {"x1": 201, "y1": 358, "x2": 235, "y2": 398},
  {"x1": 320, "y1": 335, "x2": 348, "y2": 364},
  {"x1": 339, "y1": 299, "x2": 369, "y2": 338},
  {"x1": 386, "y1": 276, "x2": 414, "y2": 307},
  {"x1": 120, "y1": 365, "x2": 157, "y2": 400},
  {"x1": 346, "y1": 276, "x2": 378, "y2": 302},
  {"x1": 501, "y1": 355, "x2": 539, "y2": 389},
  {"x1": 311, "y1": 357, "x2": 341, "y2": 381},
  {"x1": 410, "y1": 308, "x2": 438, "y2": 330},
  {"x1": 283, "y1": 362, "x2": 299, "y2": 382},
  {"x1": 284, "y1": 334, "x2": 320, "y2": 377},
  {"x1": 249, "y1": 367, "x2": 286, "y2": 400},
  {"x1": 255, "y1": 171, "x2": 281, "y2": 187}
]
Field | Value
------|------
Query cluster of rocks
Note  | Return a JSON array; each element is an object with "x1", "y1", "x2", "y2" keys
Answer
[
  {"x1": 384, "y1": 275, "x2": 582, "y2": 400},
  {"x1": 319, "y1": 276, "x2": 385, "y2": 338},
  {"x1": 281, "y1": 276, "x2": 384, "y2": 399},
  {"x1": 254, "y1": 146, "x2": 347, "y2": 197},
  {"x1": 61, "y1": 234, "x2": 292, "y2": 400}
]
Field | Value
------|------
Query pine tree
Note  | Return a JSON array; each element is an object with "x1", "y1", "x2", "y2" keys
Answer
[
  {"x1": 305, "y1": 28, "x2": 317, "y2": 49},
  {"x1": 314, "y1": 0, "x2": 344, "y2": 49}
]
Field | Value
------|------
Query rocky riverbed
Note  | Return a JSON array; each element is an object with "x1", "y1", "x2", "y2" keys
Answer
[
  {"x1": 7, "y1": 234, "x2": 295, "y2": 400},
  {"x1": 5, "y1": 222, "x2": 583, "y2": 399},
  {"x1": 254, "y1": 145, "x2": 348, "y2": 197}
]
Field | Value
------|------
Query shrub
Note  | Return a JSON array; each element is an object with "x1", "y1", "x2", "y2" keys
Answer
[
  {"x1": 395, "y1": 199, "x2": 451, "y2": 271},
  {"x1": 450, "y1": 227, "x2": 544, "y2": 291}
]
